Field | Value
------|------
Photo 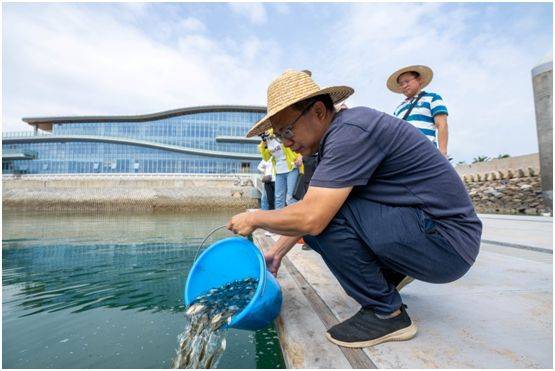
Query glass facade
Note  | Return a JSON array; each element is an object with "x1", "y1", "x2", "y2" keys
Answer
[{"x1": 2, "y1": 108, "x2": 265, "y2": 174}]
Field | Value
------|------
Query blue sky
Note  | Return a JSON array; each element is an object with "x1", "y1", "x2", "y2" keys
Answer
[{"x1": 2, "y1": 2, "x2": 552, "y2": 163}]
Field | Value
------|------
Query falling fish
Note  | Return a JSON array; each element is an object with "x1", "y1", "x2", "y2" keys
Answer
[
  {"x1": 186, "y1": 304, "x2": 205, "y2": 316},
  {"x1": 172, "y1": 277, "x2": 258, "y2": 369}
]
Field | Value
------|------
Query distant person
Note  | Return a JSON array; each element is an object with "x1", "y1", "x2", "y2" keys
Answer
[
  {"x1": 257, "y1": 135, "x2": 276, "y2": 210},
  {"x1": 292, "y1": 153, "x2": 318, "y2": 250},
  {"x1": 293, "y1": 153, "x2": 317, "y2": 202},
  {"x1": 258, "y1": 129, "x2": 303, "y2": 209},
  {"x1": 388, "y1": 65, "x2": 449, "y2": 158}
]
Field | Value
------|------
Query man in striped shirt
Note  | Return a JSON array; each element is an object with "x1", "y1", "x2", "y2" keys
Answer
[{"x1": 388, "y1": 65, "x2": 449, "y2": 157}]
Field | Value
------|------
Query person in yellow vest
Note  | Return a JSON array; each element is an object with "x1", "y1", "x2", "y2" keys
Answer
[{"x1": 258, "y1": 129, "x2": 304, "y2": 209}]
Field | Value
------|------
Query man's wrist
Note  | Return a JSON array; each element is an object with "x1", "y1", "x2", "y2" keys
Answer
[
  {"x1": 268, "y1": 243, "x2": 282, "y2": 260},
  {"x1": 248, "y1": 211, "x2": 261, "y2": 230},
  {"x1": 270, "y1": 235, "x2": 299, "y2": 260}
]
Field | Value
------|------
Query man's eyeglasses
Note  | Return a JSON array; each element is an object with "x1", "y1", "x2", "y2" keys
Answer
[
  {"x1": 273, "y1": 101, "x2": 316, "y2": 142},
  {"x1": 398, "y1": 78, "x2": 417, "y2": 87}
]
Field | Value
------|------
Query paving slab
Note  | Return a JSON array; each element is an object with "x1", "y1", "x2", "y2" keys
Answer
[
  {"x1": 255, "y1": 215, "x2": 553, "y2": 368},
  {"x1": 478, "y1": 214, "x2": 553, "y2": 251}
]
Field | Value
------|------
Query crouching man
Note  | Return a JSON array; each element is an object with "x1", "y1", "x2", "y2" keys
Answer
[{"x1": 227, "y1": 70, "x2": 481, "y2": 348}]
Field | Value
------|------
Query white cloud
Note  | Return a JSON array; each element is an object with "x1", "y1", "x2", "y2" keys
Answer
[
  {"x1": 227, "y1": 3, "x2": 267, "y2": 25},
  {"x1": 2, "y1": 4, "x2": 280, "y2": 133},
  {"x1": 270, "y1": 3, "x2": 290, "y2": 15},
  {"x1": 321, "y1": 3, "x2": 551, "y2": 162},
  {"x1": 2, "y1": 3, "x2": 551, "y2": 164},
  {"x1": 538, "y1": 51, "x2": 553, "y2": 65},
  {"x1": 180, "y1": 17, "x2": 206, "y2": 33},
  {"x1": 119, "y1": 2, "x2": 150, "y2": 19}
]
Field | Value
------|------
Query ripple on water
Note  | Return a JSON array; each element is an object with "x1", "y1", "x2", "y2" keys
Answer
[
  {"x1": 2, "y1": 241, "x2": 201, "y2": 316},
  {"x1": 3, "y1": 212, "x2": 285, "y2": 369}
]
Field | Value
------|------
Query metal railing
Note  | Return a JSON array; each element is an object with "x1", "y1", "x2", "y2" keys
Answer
[
  {"x1": 2, "y1": 172, "x2": 258, "y2": 181},
  {"x1": 2, "y1": 131, "x2": 51, "y2": 138},
  {"x1": 2, "y1": 134, "x2": 261, "y2": 160},
  {"x1": 2, "y1": 149, "x2": 38, "y2": 159}
]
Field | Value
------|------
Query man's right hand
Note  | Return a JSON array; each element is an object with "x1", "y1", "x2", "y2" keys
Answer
[
  {"x1": 263, "y1": 235, "x2": 301, "y2": 277},
  {"x1": 264, "y1": 250, "x2": 282, "y2": 277}
]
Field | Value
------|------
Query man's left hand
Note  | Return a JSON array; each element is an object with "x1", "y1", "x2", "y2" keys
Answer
[{"x1": 227, "y1": 212, "x2": 257, "y2": 236}]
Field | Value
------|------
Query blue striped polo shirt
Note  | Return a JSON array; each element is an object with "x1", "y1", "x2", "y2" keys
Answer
[{"x1": 393, "y1": 91, "x2": 448, "y2": 143}]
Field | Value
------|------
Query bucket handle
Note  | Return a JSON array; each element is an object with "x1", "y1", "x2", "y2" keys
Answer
[
  {"x1": 192, "y1": 225, "x2": 255, "y2": 262},
  {"x1": 191, "y1": 225, "x2": 267, "y2": 295},
  {"x1": 192, "y1": 225, "x2": 231, "y2": 263}
]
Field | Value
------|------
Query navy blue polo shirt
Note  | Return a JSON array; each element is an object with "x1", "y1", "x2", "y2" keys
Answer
[{"x1": 310, "y1": 107, "x2": 481, "y2": 264}]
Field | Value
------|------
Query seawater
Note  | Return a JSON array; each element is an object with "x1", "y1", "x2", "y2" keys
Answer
[{"x1": 2, "y1": 211, "x2": 285, "y2": 369}]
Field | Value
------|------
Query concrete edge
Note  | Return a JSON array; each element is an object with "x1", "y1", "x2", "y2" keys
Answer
[
  {"x1": 532, "y1": 61, "x2": 553, "y2": 77},
  {"x1": 253, "y1": 230, "x2": 376, "y2": 369}
]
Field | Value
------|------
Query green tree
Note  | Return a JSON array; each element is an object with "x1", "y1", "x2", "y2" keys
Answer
[
  {"x1": 496, "y1": 154, "x2": 510, "y2": 159},
  {"x1": 472, "y1": 156, "x2": 490, "y2": 163}
]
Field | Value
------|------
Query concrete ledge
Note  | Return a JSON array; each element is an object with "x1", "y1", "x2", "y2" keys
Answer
[
  {"x1": 454, "y1": 153, "x2": 539, "y2": 177},
  {"x1": 532, "y1": 61, "x2": 553, "y2": 77},
  {"x1": 252, "y1": 214, "x2": 553, "y2": 368},
  {"x1": 2, "y1": 175, "x2": 259, "y2": 211},
  {"x1": 253, "y1": 230, "x2": 374, "y2": 369}
]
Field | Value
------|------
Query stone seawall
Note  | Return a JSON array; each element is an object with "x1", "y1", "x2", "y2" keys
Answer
[
  {"x1": 3, "y1": 152, "x2": 552, "y2": 215},
  {"x1": 461, "y1": 170, "x2": 548, "y2": 215},
  {"x1": 455, "y1": 153, "x2": 551, "y2": 215},
  {"x1": 2, "y1": 175, "x2": 259, "y2": 211}
]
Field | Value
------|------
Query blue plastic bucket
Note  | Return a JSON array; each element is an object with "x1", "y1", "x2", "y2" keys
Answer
[{"x1": 184, "y1": 237, "x2": 282, "y2": 331}]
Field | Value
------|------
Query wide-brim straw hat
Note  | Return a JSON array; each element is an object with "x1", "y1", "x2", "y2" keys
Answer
[
  {"x1": 387, "y1": 65, "x2": 433, "y2": 94},
  {"x1": 246, "y1": 69, "x2": 354, "y2": 137}
]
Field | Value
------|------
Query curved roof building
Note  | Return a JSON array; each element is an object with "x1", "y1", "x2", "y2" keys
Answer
[{"x1": 2, "y1": 105, "x2": 266, "y2": 174}]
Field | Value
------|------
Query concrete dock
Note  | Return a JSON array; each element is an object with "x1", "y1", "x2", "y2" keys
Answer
[
  {"x1": 2, "y1": 174, "x2": 259, "y2": 211},
  {"x1": 252, "y1": 214, "x2": 553, "y2": 368}
]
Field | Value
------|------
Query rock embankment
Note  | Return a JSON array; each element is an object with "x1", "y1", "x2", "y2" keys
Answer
[
  {"x1": 2, "y1": 175, "x2": 259, "y2": 211},
  {"x1": 461, "y1": 167, "x2": 549, "y2": 215}
]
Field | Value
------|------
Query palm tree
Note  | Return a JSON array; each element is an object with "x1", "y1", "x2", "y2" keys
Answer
[
  {"x1": 472, "y1": 156, "x2": 489, "y2": 163},
  {"x1": 496, "y1": 154, "x2": 510, "y2": 159}
]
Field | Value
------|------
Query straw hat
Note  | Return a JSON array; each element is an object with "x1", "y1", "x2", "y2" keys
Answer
[
  {"x1": 387, "y1": 65, "x2": 433, "y2": 94},
  {"x1": 246, "y1": 69, "x2": 354, "y2": 137}
]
